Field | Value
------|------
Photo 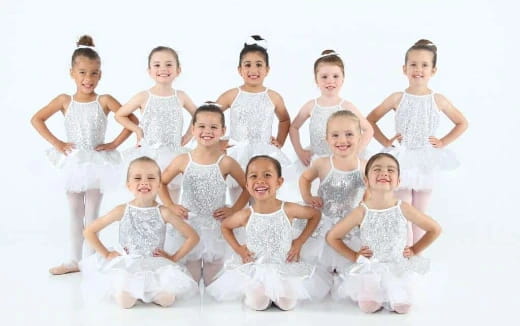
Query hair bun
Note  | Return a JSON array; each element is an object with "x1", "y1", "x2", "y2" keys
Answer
[
  {"x1": 321, "y1": 49, "x2": 336, "y2": 55},
  {"x1": 414, "y1": 39, "x2": 436, "y2": 50},
  {"x1": 76, "y1": 35, "x2": 95, "y2": 47},
  {"x1": 244, "y1": 35, "x2": 267, "y2": 49}
]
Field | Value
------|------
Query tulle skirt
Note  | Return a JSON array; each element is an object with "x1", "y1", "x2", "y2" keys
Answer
[
  {"x1": 79, "y1": 247, "x2": 198, "y2": 303},
  {"x1": 382, "y1": 144, "x2": 458, "y2": 190},
  {"x1": 46, "y1": 148, "x2": 122, "y2": 193},
  {"x1": 332, "y1": 255, "x2": 429, "y2": 307},
  {"x1": 206, "y1": 255, "x2": 331, "y2": 302}
]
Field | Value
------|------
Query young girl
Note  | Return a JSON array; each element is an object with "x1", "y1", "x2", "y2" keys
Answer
[
  {"x1": 31, "y1": 35, "x2": 134, "y2": 275},
  {"x1": 206, "y1": 156, "x2": 330, "y2": 311},
  {"x1": 367, "y1": 39, "x2": 467, "y2": 243},
  {"x1": 80, "y1": 157, "x2": 199, "y2": 308},
  {"x1": 289, "y1": 50, "x2": 373, "y2": 168},
  {"x1": 298, "y1": 111, "x2": 366, "y2": 271},
  {"x1": 327, "y1": 153, "x2": 441, "y2": 314},
  {"x1": 216, "y1": 35, "x2": 292, "y2": 201},
  {"x1": 159, "y1": 103, "x2": 249, "y2": 286},
  {"x1": 115, "y1": 45, "x2": 198, "y2": 203}
]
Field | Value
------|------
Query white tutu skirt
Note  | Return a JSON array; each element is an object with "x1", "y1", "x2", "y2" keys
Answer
[
  {"x1": 332, "y1": 255, "x2": 429, "y2": 306},
  {"x1": 46, "y1": 148, "x2": 122, "y2": 193},
  {"x1": 79, "y1": 248, "x2": 198, "y2": 303},
  {"x1": 122, "y1": 143, "x2": 188, "y2": 187},
  {"x1": 382, "y1": 144, "x2": 458, "y2": 190},
  {"x1": 206, "y1": 256, "x2": 331, "y2": 302},
  {"x1": 293, "y1": 216, "x2": 361, "y2": 271},
  {"x1": 164, "y1": 214, "x2": 231, "y2": 263}
]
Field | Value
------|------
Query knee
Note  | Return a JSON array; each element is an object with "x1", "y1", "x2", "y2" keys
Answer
[
  {"x1": 275, "y1": 297, "x2": 297, "y2": 311},
  {"x1": 393, "y1": 303, "x2": 411, "y2": 314},
  {"x1": 358, "y1": 300, "x2": 382, "y2": 313}
]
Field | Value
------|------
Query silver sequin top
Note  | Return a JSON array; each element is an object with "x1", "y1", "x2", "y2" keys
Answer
[
  {"x1": 181, "y1": 153, "x2": 227, "y2": 230},
  {"x1": 309, "y1": 99, "x2": 343, "y2": 156},
  {"x1": 318, "y1": 157, "x2": 365, "y2": 222},
  {"x1": 360, "y1": 201, "x2": 407, "y2": 262},
  {"x1": 395, "y1": 92, "x2": 440, "y2": 149},
  {"x1": 246, "y1": 203, "x2": 292, "y2": 264},
  {"x1": 229, "y1": 88, "x2": 274, "y2": 144},
  {"x1": 119, "y1": 204, "x2": 165, "y2": 256},
  {"x1": 64, "y1": 96, "x2": 107, "y2": 150},
  {"x1": 140, "y1": 90, "x2": 183, "y2": 149}
]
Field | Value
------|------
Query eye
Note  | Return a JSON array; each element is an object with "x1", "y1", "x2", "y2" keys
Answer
[
  {"x1": 153, "y1": 64, "x2": 160, "y2": 68},
  {"x1": 134, "y1": 177, "x2": 141, "y2": 180},
  {"x1": 211, "y1": 125, "x2": 218, "y2": 129},
  {"x1": 265, "y1": 173, "x2": 272, "y2": 177},
  {"x1": 167, "y1": 63, "x2": 173, "y2": 67},
  {"x1": 244, "y1": 63, "x2": 251, "y2": 68},
  {"x1": 256, "y1": 63, "x2": 263, "y2": 68},
  {"x1": 346, "y1": 132, "x2": 354, "y2": 137},
  {"x1": 333, "y1": 74, "x2": 340, "y2": 78}
]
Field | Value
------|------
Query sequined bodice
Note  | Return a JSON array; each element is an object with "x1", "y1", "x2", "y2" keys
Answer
[
  {"x1": 360, "y1": 202, "x2": 407, "y2": 262},
  {"x1": 395, "y1": 92, "x2": 440, "y2": 149},
  {"x1": 64, "y1": 98, "x2": 107, "y2": 150},
  {"x1": 181, "y1": 154, "x2": 226, "y2": 229},
  {"x1": 141, "y1": 91, "x2": 183, "y2": 149},
  {"x1": 309, "y1": 102, "x2": 342, "y2": 156},
  {"x1": 229, "y1": 89, "x2": 274, "y2": 144},
  {"x1": 246, "y1": 204, "x2": 292, "y2": 263},
  {"x1": 318, "y1": 157, "x2": 365, "y2": 221},
  {"x1": 119, "y1": 204, "x2": 165, "y2": 256}
]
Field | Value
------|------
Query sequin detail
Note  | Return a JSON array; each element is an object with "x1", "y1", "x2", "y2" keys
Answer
[
  {"x1": 309, "y1": 101, "x2": 343, "y2": 156},
  {"x1": 229, "y1": 89, "x2": 275, "y2": 144},
  {"x1": 395, "y1": 92, "x2": 439, "y2": 149},
  {"x1": 181, "y1": 154, "x2": 226, "y2": 230},
  {"x1": 119, "y1": 205, "x2": 165, "y2": 256},
  {"x1": 64, "y1": 98, "x2": 107, "y2": 150},
  {"x1": 140, "y1": 91, "x2": 184, "y2": 150}
]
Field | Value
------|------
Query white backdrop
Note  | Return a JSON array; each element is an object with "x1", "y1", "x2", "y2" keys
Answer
[{"x1": 0, "y1": 0, "x2": 518, "y2": 324}]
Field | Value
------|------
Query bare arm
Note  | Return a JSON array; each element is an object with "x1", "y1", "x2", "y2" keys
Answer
[
  {"x1": 115, "y1": 91, "x2": 148, "y2": 144},
  {"x1": 177, "y1": 90, "x2": 197, "y2": 146},
  {"x1": 216, "y1": 88, "x2": 238, "y2": 112},
  {"x1": 289, "y1": 100, "x2": 313, "y2": 165},
  {"x1": 342, "y1": 101, "x2": 374, "y2": 152},
  {"x1": 96, "y1": 95, "x2": 138, "y2": 150},
  {"x1": 83, "y1": 204, "x2": 126, "y2": 258},
  {"x1": 400, "y1": 202, "x2": 442, "y2": 255},
  {"x1": 221, "y1": 209, "x2": 254, "y2": 263},
  {"x1": 430, "y1": 94, "x2": 468, "y2": 148},
  {"x1": 30, "y1": 94, "x2": 72, "y2": 153},
  {"x1": 285, "y1": 202, "x2": 321, "y2": 262},
  {"x1": 326, "y1": 206, "x2": 365, "y2": 262},
  {"x1": 213, "y1": 157, "x2": 250, "y2": 220},
  {"x1": 366, "y1": 92, "x2": 403, "y2": 147},
  {"x1": 158, "y1": 154, "x2": 189, "y2": 218},
  {"x1": 269, "y1": 90, "x2": 291, "y2": 147},
  {"x1": 299, "y1": 158, "x2": 324, "y2": 208},
  {"x1": 157, "y1": 206, "x2": 200, "y2": 262}
]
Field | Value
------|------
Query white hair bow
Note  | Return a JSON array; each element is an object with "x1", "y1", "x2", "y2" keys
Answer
[{"x1": 245, "y1": 36, "x2": 268, "y2": 50}]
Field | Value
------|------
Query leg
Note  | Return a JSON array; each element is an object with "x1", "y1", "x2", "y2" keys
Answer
[
  {"x1": 115, "y1": 291, "x2": 137, "y2": 309},
  {"x1": 357, "y1": 275, "x2": 383, "y2": 313},
  {"x1": 153, "y1": 292, "x2": 176, "y2": 307},
  {"x1": 244, "y1": 286, "x2": 271, "y2": 311},
  {"x1": 393, "y1": 303, "x2": 412, "y2": 314},
  {"x1": 410, "y1": 189, "x2": 432, "y2": 244},
  {"x1": 395, "y1": 189, "x2": 414, "y2": 246},
  {"x1": 358, "y1": 300, "x2": 382, "y2": 313},
  {"x1": 83, "y1": 189, "x2": 103, "y2": 258},
  {"x1": 274, "y1": 297, "x2": 297, "y2": 311},
  {"x1": 49, "y1": 191, "x2": 85, "y2": 275},
  {"x1": 202, "y1": 259, "x2": 224, "y2": 286},
  {"x1": 186, "y1": 259, "x2": 203, "y2": 283}
]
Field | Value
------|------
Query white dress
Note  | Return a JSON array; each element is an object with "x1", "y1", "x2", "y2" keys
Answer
[
  {"x1": 383, "y1": 92, "x2": 458, "y2": 190},
  {"x1": 294, "y1": 157, "x2": 365, "y2": 270},
  {"x1": 333, "y1": 201, "x2": 429, "y2": 308},
  {"x1": 165, "y1": 153, "x2": 231, "y2": 262},
  {"x1": 79, "y1": 204, "x2": 198, "y2": 303},
  {"x1": 123, "y1": 90, "x2": 188, "y2": 186},
  {"x1": 46, "y1": 95, "x2": 121, "y2": 193},
  {"x1": 206, "y1": 203, "x2": 331, "y2": 302}
]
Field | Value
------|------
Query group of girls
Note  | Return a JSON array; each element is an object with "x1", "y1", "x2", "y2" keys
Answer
[{"x1": 31, "y1": 34, "x2": 467, "y2": 313}]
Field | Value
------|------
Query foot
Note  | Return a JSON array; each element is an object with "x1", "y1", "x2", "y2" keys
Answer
[
  {"x1": 49, "y1": 262, "x2": 79, "y2": 275},
  {"x1": 153, "y1": 292, "x2": 176, "y2": 307},
  {"x1": 115, "y1": 291, "x2": 137, "y2": 309},
  {"x1": 393, "y1": 303, "x2": 411, "y2": 314},
  {"x1": 358, "y1": 300, "x2": 383, "y2": 313}
]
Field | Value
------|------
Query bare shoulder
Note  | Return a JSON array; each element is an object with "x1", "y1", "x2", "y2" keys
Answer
[
  {"x1": 217, "y1": 88, "x2": 239, "y2": 109},
  {"x1": 433, "y1": 93, "x2": 452, "y2": 110},
  {"x1": 267, "y1": 89, "x2": 284, "y2": 103}
]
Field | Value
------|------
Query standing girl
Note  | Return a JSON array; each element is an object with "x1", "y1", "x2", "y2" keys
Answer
[
  {"x1": 31, "y1": 35, "x2": 134, "y2": 275},
  {"x1": 289, "y1": 50, "x2": 373, "y2": 167},
  {"x1": 81, "y1": 157, "x2": 199, "y2": 308},
  {"x1": 116, "y1": 45, "x2": 198, "y2": 203},
  {"x1": 207, "y1": 156, "x2": 329, "y2": 311},
  {"x1": 327, "y1": 153, "x2": 441, "y2": 314},
  {"x1": 367, "y1": 39, "x2": 467, "y2": 243},
  {"x1": 298, "y1": 111, "x2": 366, "y2": 271},
  {"x1": 159, "y1": 103, "x2": 249, "y2": 286},
  {"x1": 216, "y1": 35, "x2": 292, "y2": 202}
]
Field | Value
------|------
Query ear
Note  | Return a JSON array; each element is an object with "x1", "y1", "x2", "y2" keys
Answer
[
  {"x1": 98, "y1": 70, "x2": 102, "y2": 80},
  {"x1": 277, "y1": 176, "x2": 284, "y2": 187},
  {"x1": 222, "y1": 126, "x2": 227, "y2": 135},
  {"x1": 237, "y1": 65, "x2": 242, "y2": 76},
  {"x1": 70, "y1": 68, "x2": 74, "y2": 78},
  {"x1": 265, "y1": 65, "x2": 270, "y2": 75},
  {"x1": 362, "y1": 176, "x2": 369, "y2": 188},
  {"x1": 177, "y1": 65, "x2": 182, "y2": 75},
  {"x1": 432, "y1": 66, "x2": 437, "y2": 76},
  {"x1": 402, "y1": 64, "x2": 407, "y2": 75}
]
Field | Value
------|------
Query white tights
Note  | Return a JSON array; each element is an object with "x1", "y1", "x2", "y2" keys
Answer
[
  {"x1": 395, "y1": 189, "x2": 432, "y2": 245},
  {"x1": 244, "y1": 286, "x2": 297, "y2": 311},
  {"x1": 66, "y1": 189, "x2": 102, "y2": 262},
  {"x1": 186, "y1": 259, "x2": 224, "y2": 286}
]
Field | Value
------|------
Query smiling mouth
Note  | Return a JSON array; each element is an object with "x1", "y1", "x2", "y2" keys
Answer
[
  {"x1": 336, "y1": 144, "x2": 350, "y2": 150},
  {"x1": 254, "y1": 185, "x2": 268, "y2": 193},
  {"x1": 138, "y1": 186, "x2": 151, "y2": 192}
]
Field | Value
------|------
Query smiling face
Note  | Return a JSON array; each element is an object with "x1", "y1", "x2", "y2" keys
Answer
[
  {"x1": 70, "y1": 56, "x2": 101, "y2": 95},
  {"x1": 127, "y1": 160, "x2": 161, "y2": 200},
  {"x1": 403, "y1": 49, "x2": 437, "y2": 87},
  {"x1": 245, "y1": 157, "x2": 283, "y2": 201},
  {"x1": 191, "y1": 111, "x2": 225, "y2": 147},
  {"x1": 326, "y1": 116, "x2": 361, "y2": 157},
  {"x1": 315, "y1": 63, "x2": 344, "y2": 97},
  {"x1": 238, "y1": 51, "x2": 269, "y2": 87},
  {"x1": 148, "y1": 50, "x2": 180, "y2": 85},
  {"x1": 365, "y1": 155, "x2": 400, "y2": 192}
]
